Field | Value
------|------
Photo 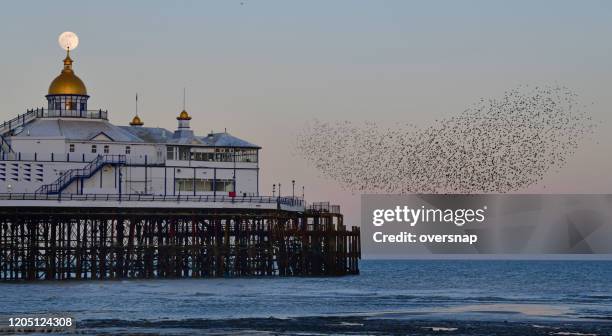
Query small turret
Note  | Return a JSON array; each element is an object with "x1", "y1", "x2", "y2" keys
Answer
[
  {"x1": 130, "y1": 115, "x2": 144, "y2": 126},
  {"x1": 129, "y1": 93, "x2": 144, "y2": 126},
  {"x1": 177, "y1": 109, "x2": 191, "y2": 129}
]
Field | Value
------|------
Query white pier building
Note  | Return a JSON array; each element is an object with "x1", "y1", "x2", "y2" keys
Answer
[{"x1": 0, "y1": 43, "x2": 301, "y2": 211}]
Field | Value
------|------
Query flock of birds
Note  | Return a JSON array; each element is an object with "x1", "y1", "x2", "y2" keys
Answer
[{"x1": 296, "y1": 85, "x2": 598, "y2": 194}]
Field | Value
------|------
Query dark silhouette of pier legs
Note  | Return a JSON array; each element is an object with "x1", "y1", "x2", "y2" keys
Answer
[{"x1": 0, "y1": 207, "x2": 360, "y2": 281}]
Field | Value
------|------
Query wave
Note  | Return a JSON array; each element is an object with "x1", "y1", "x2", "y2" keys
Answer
[{"x1": 76, "y1": 316, "x2": 612, "y2": 336}]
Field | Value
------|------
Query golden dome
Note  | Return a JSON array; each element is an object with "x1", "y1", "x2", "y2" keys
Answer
[
  {"x1": 129, "y1": 115, "x2": 144, "y2": 126},
  {"x1": 48, "y1": 52, "x2": 87, "y2": 95},
  {"x1": 177, "y1": 110, "x2": 192, "y2": 120}
]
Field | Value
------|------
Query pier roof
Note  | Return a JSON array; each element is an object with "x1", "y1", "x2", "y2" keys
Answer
[
  {"x1": 9, "y1": 116, "x2": 259, "y2": 148},
  {"x1": 200, "y1": 132, "x2": 260, "y2": 148},
  {"x1": 14, "y1": 118, "x2": 143, "y2": 142},
  {"x1": 119, "y1": 126, "x2": 173, "y2": 143},
  {"x1": 121, "y1": 125, "x2": 259, "y2": 148}
]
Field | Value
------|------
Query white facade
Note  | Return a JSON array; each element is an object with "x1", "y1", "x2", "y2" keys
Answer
[
  {"x1": 0, "y1": 53, "x2": 262, "y2": 199},
  {"x1": 0, "y1": 116, "x2": 260, "y2": 197}
]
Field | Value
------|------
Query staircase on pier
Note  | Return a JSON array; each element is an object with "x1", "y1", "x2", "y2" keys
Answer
[
  {"x1": 0, "y1": 109, "x2": 39, "y2": 159},
  {"x1": 36, "y1": 155, "x2": 126, "y2": 195}
]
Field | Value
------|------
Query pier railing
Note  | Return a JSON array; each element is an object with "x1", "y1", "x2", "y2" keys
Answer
[
  {"x1": 0, "y1": 109, "x2": 37, "y2": 136},
  {"x1": 0, "y1": 193, "x2": 304, "y2": 207},
  {"x1": 308, "y1": 201, "x2": 341, "y2": 214},
  {"x1": 0, "y1": 108, "x2": 109, "y2": 137},
  {"x1": 0, "y1": 151, "x2": 165, "y2": 165},
  {"x1": 31, "y1": 108, "x2": 108, "y2": 120}
]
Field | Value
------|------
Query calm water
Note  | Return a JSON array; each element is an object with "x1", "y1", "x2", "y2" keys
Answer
[{"x1": 1, "y1": 260, "x2": 611, "y2": 334}]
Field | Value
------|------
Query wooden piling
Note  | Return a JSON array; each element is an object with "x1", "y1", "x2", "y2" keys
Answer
[{"x1": 0, "y1": 204, "x2": 360, "y2": 281}]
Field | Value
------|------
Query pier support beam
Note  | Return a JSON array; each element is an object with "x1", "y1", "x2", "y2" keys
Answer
[{"x1": 0, "y1": 206, "x2": 360, "y2": 281}]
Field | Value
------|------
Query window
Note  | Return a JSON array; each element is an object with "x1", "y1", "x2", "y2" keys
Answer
[
  {"x1": 104, "y1": 145, "x2": 110, "y2": 154},
  {"x1": 215, "y1": 179, "x2": 235, "y2": 192},
  {"x1": 125, "y1": 146, "x2": 131, "y2": 154},
  {"x1": 179, "y1": 147, "x2": 190, "y2": 161},
  {"x1": 183, "y1": 148, "x2": 262, "y2": 163},
  {"x1": 167, "y1": 146, "x2": 175, "y2": 160},
  {"x1": 234, "y1": 149, "x2": 258, "y2": 162},
  {"x1": 175, "y1": 178, "x2": 194, "y2": 192},
  {"x1": 192, "y1": 152, "x2": 215, "y2": 161},
  {"x1": 91, "y1": 145, "x2": 97, "y2": 153},
  {"x1": 187, "y1": 148, "x2": 256, "y2": 162},
  {"x1": 195, "y1": 179, "x2": 213, "y2": 191},
  {"x1": 69, "y1": 144, "x2": 75, "y2": 153},
  {"x1": 174, "y1": 178, "x2": 230, "y2": 193}
]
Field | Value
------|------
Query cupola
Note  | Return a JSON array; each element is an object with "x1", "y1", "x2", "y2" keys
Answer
[
  {"x1": 130, "y1": 115, "x2": 144, "y2": 126},
  {"x1": 177, "y1": 110, "x2": 191, "y2": 129},
  {"x1": 46, "y1": 32, "x2": 90, "y2": 113}
]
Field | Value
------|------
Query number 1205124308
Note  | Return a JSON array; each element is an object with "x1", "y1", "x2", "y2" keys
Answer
[{"x1": 3, "y1": 316, "x2": 74, "y2": 332}]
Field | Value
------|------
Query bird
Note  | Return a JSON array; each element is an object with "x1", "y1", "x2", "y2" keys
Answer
[{"x1": 295, "y1": 85, "x2": 597, "y2": 194}]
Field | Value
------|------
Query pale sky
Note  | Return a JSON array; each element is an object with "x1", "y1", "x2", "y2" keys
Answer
[{"x1": 1, "y1": 0, "x2": 611, "y2": 226}]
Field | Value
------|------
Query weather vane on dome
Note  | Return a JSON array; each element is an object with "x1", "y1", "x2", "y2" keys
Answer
[{"x1": 58, "y1": 32, "x2": 79, "y2": 51}]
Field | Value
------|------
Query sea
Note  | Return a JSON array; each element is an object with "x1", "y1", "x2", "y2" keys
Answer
[{"x1": 1, "y1": 260, "x2": 611, "y2": 335}]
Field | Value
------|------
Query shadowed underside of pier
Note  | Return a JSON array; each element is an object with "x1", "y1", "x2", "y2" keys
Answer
[{"x1": 0, "y1": 206, "x2": 360, "y2": 281}]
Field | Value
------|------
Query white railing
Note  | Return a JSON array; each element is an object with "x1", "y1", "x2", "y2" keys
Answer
[
  {"x1": 31, "y1": 108, "x2": 108, "y2": 120},
  {"x1": 0, "y1": 193, "x2": 305, "y2": 207},
  {"x1": 0, "y1": 152, "x2": 165, "y2": 165},
  {"x1": 0, "y1": 110, "x2": 37, "y2": 136}
]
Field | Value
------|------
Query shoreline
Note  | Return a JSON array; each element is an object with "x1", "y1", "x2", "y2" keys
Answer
[{"x1": 74, "y1": 316, "x2": 612, "y2": 335}]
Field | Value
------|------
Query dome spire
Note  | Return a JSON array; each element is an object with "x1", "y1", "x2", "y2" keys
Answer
[
  {"x1": 130, "y1": 93, "x2": 144, "y2": 126},
  {"x1": 177, "y1": 88, "x2": 192, "y2": 121},
  {"x1": 177, "y1": 110, "x2": 191, "y2": 120},
  {"x1": 47, "y1": 32, "x2": 89, "y2": 113},
  {"x1": 48, "y1": 39, "x2": 87, "y2": 96},
  {"x1": 63, "y1": 48, "x2": 73, "y2": 71}
]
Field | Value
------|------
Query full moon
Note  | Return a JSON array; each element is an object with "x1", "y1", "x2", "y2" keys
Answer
[{"x1": 58, "y1": 32, "x2": 79, "y2": 51}]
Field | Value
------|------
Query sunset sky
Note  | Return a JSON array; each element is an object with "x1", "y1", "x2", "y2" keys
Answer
[{"x1": 1, "y1": 0, "x2": 611, "y2": 226}]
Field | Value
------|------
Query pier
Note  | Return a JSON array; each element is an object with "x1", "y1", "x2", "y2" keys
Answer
[
  {"x1": 0, "y1": 201, "x2": 360, "y2": 281},
  {"x1": 0, "y1": 35, "x2": 361, "y2": 281}
]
